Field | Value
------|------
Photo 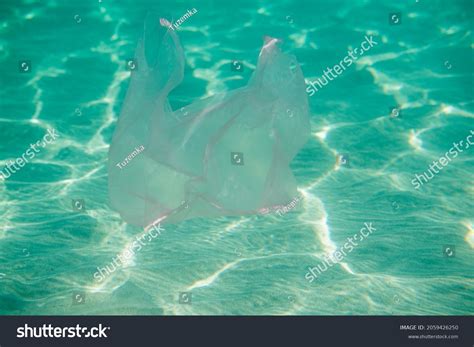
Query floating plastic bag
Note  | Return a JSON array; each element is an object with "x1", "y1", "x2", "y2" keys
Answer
[{"x1": 108, "y1": 15, "x2": 310, "y2": 229}]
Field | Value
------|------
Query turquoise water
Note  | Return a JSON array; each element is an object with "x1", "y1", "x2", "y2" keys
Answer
[{"x1": 0, "y1": 0, "x2": 473, "y2": 315}]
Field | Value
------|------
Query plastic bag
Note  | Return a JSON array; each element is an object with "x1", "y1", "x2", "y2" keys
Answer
[{"x1": 108, "y1": 15, "x2": 310, "y2": 228}]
